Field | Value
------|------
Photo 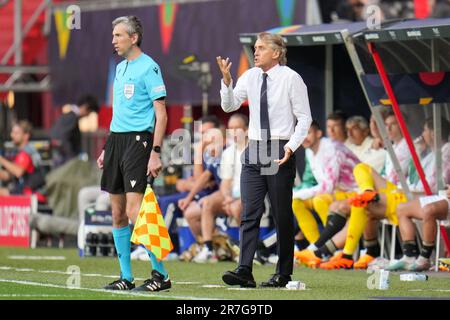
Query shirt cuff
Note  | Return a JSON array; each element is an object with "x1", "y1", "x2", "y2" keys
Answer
[
  {"x1": 285, "y1": 141, "x2": 299, "y2": 153},
  {"x1": 220, "y1": 79, "x2": 233, "y2": 90}
]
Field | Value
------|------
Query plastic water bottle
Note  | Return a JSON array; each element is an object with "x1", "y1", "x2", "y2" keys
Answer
[
  {"x1": 378, "y1": 270, "x2": 390, "y2": 290},
  {"x1": 400, "y1": 273, "x2": 429, "y2": 281}
]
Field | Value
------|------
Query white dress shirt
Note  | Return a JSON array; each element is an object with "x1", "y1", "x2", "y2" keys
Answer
[{"x1": 220, "y1": 64, "x2": 312, "y2": 152}]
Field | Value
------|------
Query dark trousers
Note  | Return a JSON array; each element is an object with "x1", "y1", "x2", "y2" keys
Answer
[{"x1": 239, "y1": 140, "x2": 296, "y2": 276}]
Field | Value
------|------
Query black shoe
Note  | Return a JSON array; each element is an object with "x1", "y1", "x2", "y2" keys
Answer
[
  {"x1": 222, "y1": 266, "x2": 256, "y2": 288},
  {"x1": 104, "y1": 278, "x2": 135, "y2": 290},
  {"x1": 260, "y1": 274, "x2": 291, "y2": 288},
  {"x1": 133, "y1": 270, "x2": 171, "y2": 292}
]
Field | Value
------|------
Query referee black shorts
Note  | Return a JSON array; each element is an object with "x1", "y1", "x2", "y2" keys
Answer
[{"x1": 101, "y1": 131, "x2": 153, "y2": 194}]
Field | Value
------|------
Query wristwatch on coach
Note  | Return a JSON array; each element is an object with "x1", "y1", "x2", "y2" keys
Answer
[{"x1": 152, "y1": 146, "x2": 161, "y2": 153}]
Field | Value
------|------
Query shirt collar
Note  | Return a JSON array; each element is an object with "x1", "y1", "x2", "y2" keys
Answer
[{"x1": 260, "y1": 64, "x2": 281, "y2": 80}]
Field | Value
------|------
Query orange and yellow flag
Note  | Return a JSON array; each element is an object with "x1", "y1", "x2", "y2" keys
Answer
[{"x1": 131, "y1": 179, "x2": 173, "y2": 261}]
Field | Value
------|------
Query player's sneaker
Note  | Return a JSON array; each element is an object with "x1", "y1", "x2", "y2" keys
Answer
[
  {"x1": 367, "y1": 257, "x2": 390, "y2": 271},
  {"x1": 354, "y1": 254, "x2": 375, "y2": 269},
  {"x1": 192, "y1": 245, "x2": 218, "y2": 263},
  {"x1": 133, "y1": 270, "x2": 171, "y2": 292},
  {"x1": 294, "y1": 249, "x2": 321, "y2": 268},
  {"x1": 409, "y1": 256, "x2": 431, "y2": 271},
  {"x1": 347, "y1": 190, "x2": 379, "y2": 208},
  {"x1": 387, "y1": 255, "x2": 416, "y2": 271},
  {"x1": 320, "y1": 253, "x2": 353, "y2": 270},
  {"x1": 104, "y1": 278, "x2": 135, "y2": 290}
]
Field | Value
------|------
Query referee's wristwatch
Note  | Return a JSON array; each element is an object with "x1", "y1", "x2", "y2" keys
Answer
[{"x1": 152, "y1": 145, "x2": 161, "y2": 153}]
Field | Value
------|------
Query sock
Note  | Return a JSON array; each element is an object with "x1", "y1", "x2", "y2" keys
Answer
[
  {"x1": 364, "y1": 238, "x2": 380, "y2": 257},
  {"x1": 353, "y1": 163, "x2": 375, "y2": 192},
  {"x1": 204, "y1": 240, "x2": 213, "y2": 251},
  {"x1": 315, "y1": 240, "x2": 337, "y2": 258},
  {"x1": 343, "y1": 206, "x2": 367, "y2": 256},
  {"x1": 145, "y1": 248, "x2": 169, "y2": 280},
  {"x1": 295, "y1": 239, "x2": 309, "y2": 251},
  {"x1": 314, "y1": 212, "x2": 347, "y2": 248},
  {"x1": 292, "y1": 199, "x2": 319, "y2": 243},
  {"x1": 112, "y1": 226, "x2": 133, "y2": 282},
  {"x1": 313, "y1": 194, "x2": 333, "y2": 225},
  {"x1": 403, "y1": 240, "x2": 419, "y2": 258},
  {"x1": 420, "y1": 241, "x2": 435, "y2": 259}
]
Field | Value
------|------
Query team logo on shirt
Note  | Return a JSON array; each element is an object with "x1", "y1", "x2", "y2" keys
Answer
[
  {"x1": 124, "y1": 83, "x2": 134, "y2": 99},
  {"x1": 153, "y1": 67, "x2": 159, "y2": 74}
]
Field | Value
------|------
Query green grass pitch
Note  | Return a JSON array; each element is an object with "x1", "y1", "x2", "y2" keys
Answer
[{"x1": 0, "y1": 247, "x2": 449, "y2": 300}]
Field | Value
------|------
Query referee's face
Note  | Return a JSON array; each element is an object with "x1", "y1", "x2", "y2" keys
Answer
[{"x1": 112, "y1": 23, "x2": 135, "y2": 58}]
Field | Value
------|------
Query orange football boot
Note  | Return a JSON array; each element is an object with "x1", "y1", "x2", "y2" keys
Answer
[
  {"x1": 353, "y1": 254, "x2": 375, "y2": 269},
  {"x1": 347, "y1": 190, "x2": 379, "y2": 208},
  {"x1": 294, "y1": 249, "x2": 321, "y2": 268},
  {"x1": 320, "y1": 253, "x2": 353, "y2": 270}
]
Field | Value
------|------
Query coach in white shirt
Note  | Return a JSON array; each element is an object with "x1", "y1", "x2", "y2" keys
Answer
[{"x1": 217, "y1": 32, "x2": 312, "y2": 288}]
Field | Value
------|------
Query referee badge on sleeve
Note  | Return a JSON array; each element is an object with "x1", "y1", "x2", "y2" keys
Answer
[{"x1": 124, "y1": 83, "x2": 135, "y2": 99}]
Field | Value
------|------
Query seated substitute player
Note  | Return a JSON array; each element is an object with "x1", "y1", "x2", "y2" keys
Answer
[
  {"x1": 295, "y1": 112, "x2": 405, "y2": 268},
  {"x1": 317, "y1": 111, "x2": 412, "y2": 269},
  {"x1": 292, "y1": 120, "x2": 360, "y2": 246},
  {"x1": 192, "y1": 113, "x2": 249, "y2": 263},
  {"x1": 393, "y1": 186, "x2": 450, "y2": 271},
  {"x1": 329, "y1": 117, "x2": 450, "y2": 270}
]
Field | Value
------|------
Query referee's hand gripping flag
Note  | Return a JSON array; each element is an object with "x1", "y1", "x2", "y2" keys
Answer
[{"x1": 131, "y1": 175, "x2": 173, "y2": 261}]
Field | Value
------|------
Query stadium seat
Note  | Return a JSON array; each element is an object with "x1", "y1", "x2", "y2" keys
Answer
[
  {"x1": 435, "y1": 219, "x2": 450, "y2": 272},
  {"x1": 380, "y1": 219, "x2": 397, "y2": 262}
]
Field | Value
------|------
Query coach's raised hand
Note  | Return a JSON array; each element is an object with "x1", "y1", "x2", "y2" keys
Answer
[{"x1": 216, "y1": 56, "x2": 232, "y2": 87}]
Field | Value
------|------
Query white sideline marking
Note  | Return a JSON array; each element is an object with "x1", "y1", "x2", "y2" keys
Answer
[
  {"x1": 8, "y1": 255, "x2": 66, "y2": 260},
  {"x1": 202, "y1": 285, "x2": 226, "y2": 288},
  {"x1": 0, "y1": 265, "x2": 199, "y2": 285},
  {"x1": 0, "y1": 279, "x2": 221, "y2": 300},
  {"x1": 0, "y1": 294, "x2": 77, "y2": 298},
  {"x1": 409, "y1": 289, "x2": 450, "y2": 293}
]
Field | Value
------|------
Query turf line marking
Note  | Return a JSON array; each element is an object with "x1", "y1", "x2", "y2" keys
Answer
[
  {"x1": 0, "y1": 294, "x2": 78, "y2": 298},
  {"x1": 0, "y1": 265, "x2": 199, "y2": 285},
  {"x1": 409, "y1": 289, "x2": 450, "y2": 293},
  {"x1": 0, "y1": 279, "x2": 222, "y2": 300},
  {"x1": 0, "y1": 266, "x2": 147, "y2": 281},
  {"x1": 202, "y1": 284, "x2": 226, "y2": 288},
  {"x1": 8, "y1": 255, "x2": 66, "y2": 260}
]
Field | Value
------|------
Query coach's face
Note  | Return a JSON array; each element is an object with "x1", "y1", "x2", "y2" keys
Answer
[
  {"x1": 112, "y1": 23, "x2": 137, "y2": 58},
  {"x1": 254, "y1": 39, "x2": 280, "y2": 71}
]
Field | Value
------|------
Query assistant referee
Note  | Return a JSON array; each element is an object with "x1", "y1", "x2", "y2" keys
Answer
[{"x1": 97, "y1": 16, "x2": 170, "y2": 292}]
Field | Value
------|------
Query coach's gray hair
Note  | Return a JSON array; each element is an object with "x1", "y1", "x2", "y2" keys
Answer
[
  {"x1": 112, "y1": 16, "x2": 143, "y2": 47},
  {"x1": 257, "y1": 32, "x2": 287, "y2": 65},
  {"x1": 346, "y1": 116, "x2": 369, "y2": 130}
]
